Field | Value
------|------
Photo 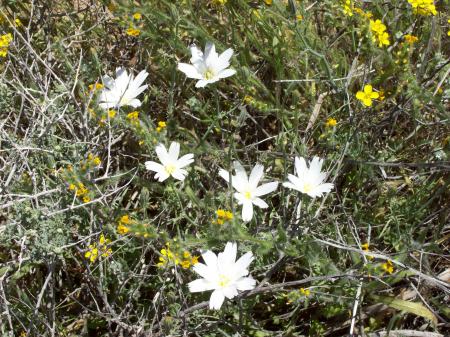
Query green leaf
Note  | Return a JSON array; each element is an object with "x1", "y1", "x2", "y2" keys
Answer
[{"x1": 371, "y1": 294, "x2": 437, "y2": 325}]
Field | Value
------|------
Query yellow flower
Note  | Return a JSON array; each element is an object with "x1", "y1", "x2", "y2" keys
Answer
[
  {"x1": 377, "y1": 32, "x2": 390, "y2": 47},
  {"x1": 68, "y1": 183, "x2": 76, "y2": 191},
  {"x1": 107, "y1": 110, "x2": 116, "y2": 118},
  {"x1": 215, "y1": 209, "x2": 233, "y2": 224},
  {"x1": 85, "y1": 247, "x2": 98, "y2": 263},
  {"x1": 117, "y1": 223, "x2": 130, "y2": 235},
  {"x1": 325, "y1": 118, "x2": 337, "y2": 127},
  {"x1": 356, "y1": 85, "x2": 379, "y2": 107},
  {"x1": 14, "y1": 18, "x2": 22, "y2": 27},
  {"x1": 133, "y1": 12, "x2": 142, "y2": 20},
  {"x1": 181, "y1": 260, "x2": 191, "y2": 269},
  {"x1": 191, "y1": 255, "x2": 199, "y2": 265},
  {"x1": 404, "y1": 34, "x2": 418, "y2": 44},
  {"x1": 299, "y1": 288, "x2": 311, "y2": 296},
  {"x1": 252, "y1": 10, "x2": 262, "y2": 19},
  {"x1": 126, "y1": 28, "x2": 141, "y2": 37},
  {"x1": 296, "y1": 14, "x2": 303, "y2": 21},
  {"x1": 369, "y1": 19, "x2": 386, "y2": 34},
  {"x1": 127, "y1": 111, "x2": 139, "y2": 120},
  {"x1": 212, "y1": 0, "x2": 227, "y2": 5},
  {"x1": 82, "y1": 196, "x2": 91, "y2": 203},
  {"x1": 342, "y1": 0, "x2": 353, "y2": 16},
  {"x1": 361, "y1": 243, "x2": 374, "y2": 260},
  {"x1": 0, "y1": 33, "x2": 13, "y2": 58},
  {"x1": 407, "y1": 0, "x2": 437, "y2": 16},
  {"x1": 156, "y1": 121, "x2": 167, "y2": 132},
  {"x1": 88, "y1": 83, "x2": 104, "y2": 91},
  {"x1": 264, "y1": 0, "x2": 273, "y2": 5},
  {"x1": 216, "y1": 209, "x2": 226, "y2": 218},
  {"x1": 382, "y1": 260, "x2": 394, "y2": 274}
]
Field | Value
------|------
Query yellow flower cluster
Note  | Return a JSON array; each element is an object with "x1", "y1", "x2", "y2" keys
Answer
[
  {"x1": 361, "y1": 243, "x2": 374, "y2": 260},
  {"x1": 126, "y1": 28, "x2": 140, "y2": 37},
  {"x1": 370, "y1": 19, "x2": 390, "y2": 47},
  {"x1": 285, "y1": 287, "x2": 311, "y2": 304},
  {"x1": 404, "y1": 34, "x2": 419, "y2": 44},
  {"x1": 353, "y1": 7, "x2": 373, "y2": 19},
  {"x1": 90, "y1": 108, "x2": 116, "y2": 126},
  {"x1": 156, "y1": 121, "x2": 167, "y2": 132},
  {"x1": 214, "y1": 209, "x2": 233, "y2": 225},
  {"x1": 325, "y1": 118, "x2": 337, "y2": 127},
  {"x1": 127, "y1": 111, "x2": 140, "y2": 126},
  {"x1": 407, "y1": 0, "x2": 437, "y2": 16},
  {"x1": 117, "y1": 215, "x2": 132, "y2": 234},
  {"x1": 157, "y1": 243, "x2": 199, "y2": 269},
  {"x1": 381, "y1": 260, "x2": 394, "y2": 274},
  {"x1": 88, "y1": 82, "x2": 104, "y2": 92},
  {"x1": 356, "y1": 84, "x2": 379, "y2": 107},
  {"x1": 0, "y1": 33, "x2": 12, "y2": 57},
  {"x1": 211, "y1": 0, "x2": 227, "y2": 5},
  {"x1": 85, "y1": 234, "x2": 112, "y2": 263},
  {"x1": 81, "y1": 153, "x2": 101, "y2": 171},
  {"x1": 69, "y1": 182, "x2": 91, "y2": 203},
  {"x1": 342, "y1": 0, "x2": 354, "y2": 17}
]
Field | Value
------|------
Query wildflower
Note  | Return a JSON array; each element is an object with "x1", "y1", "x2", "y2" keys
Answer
[
  {"x1": 370, "y1": 19, "x2": 386, "y2": 34},
  {"x1": 299, "y1": 288, "x2": 311, "y2": 296},
  {"x1": 296, "y1": 14, "x2": 303, "y2": 21},
  {"x1": 407, "y1": 0, "x2": 437, "y2": 16},
  {"x1": 126, "y1": 28, "x2": 141, "y2": 37},
  {"x1": 156, "y1": 121, "x2": 167, "y2": 132},
  {"x1": 88, "y1": 153, "x2": 101, "y2": 166},
  {"x1": 264, "y1": 0, "x2": 273, "y2": 5},
  {"x1": 88, "y1": 83, "x2": 104, "y2": 91},
  {"x1": 133, "y1": 12, "x2": 142, "y2": 20},
  {"x1": 107, "y1": 109, "x2": 116, "y2": 118},
  {"x1": 145, "y1": 142, "x2": 194, "y2": 182},
  {"x1": 381, "y1": 260, "x2": 394, "y2": 274},
  {"x1": 404, "y1": 34, "x2": 418, "y2": 44},
  {"x1": 362, "y1": 243, "x2": 374, "y2": 260},
  {"x1": 370, "y1": 19, "x2": 390, "y2": 47},
  {"x1": 127, "y1": 111, "x2": 140, "y2": 126},
  {"x1": 356, "y1": 84, "x2": 379, "y2": 107},
  {"x1": 14, "y1": 18, "x2": 22, "y2": 27},
  {"x1": 188, "y1": 242, "x2": 256, "y2": 310},
  {"x1": 219, "y1": 162, "x2": 278, "y2": 222},
  {"x1": 212, "y1": 0, "x2": 227, "y2": 5},
  {"x1": 283, "y1": 156, "x2": 334, "y2": 198},
  {"x1": 85, "y1": 234, "x2": 112, "y2": 263},
  {"x1": 0, "y1": 33, "x2": 13, "y2": 57},
  {"x1": 157, "y1": 244, "x2": 198, "y2": 269},
  {"x1": 117, "y1": 215, "x2": 132, "y2": 234},
  {"x1": 82, "y1": 196, "x2": 91, "y2": 203},
  {"x1": 342, "y1": 0, "x2": 353, "y2": 16},
  {"x1": 215, "y1": 209, "x2": 233, "y2": 224},
  {"x1": 177, "y1": 42, "x2": 236, "y2": 88},
  {"x1": 325, "y1": 118, "x2": 337, "y2": 127},
  {"x1": 98, "y1": 67, "x2": 148, "y2": 109}
]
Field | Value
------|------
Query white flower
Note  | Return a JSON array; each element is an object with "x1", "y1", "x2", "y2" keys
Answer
[
  {"x1": 177, "y1": 42, "x2": 236, "y2": 88},
  {"x1": 283, "y1": 156, "x2": 334, "y2": 198},
  {"x1": 99, "y1": 67, "x2": 148, "y2": 109},
  {"x1": 144, "y1": 142, "x2": 194, "y2": 182},
  {"x1": 188, "y1": 242, "x2": 256, "y2": 310},
  {"x1": 219, "y1": 162, "x2": 278, "y2": 222}
]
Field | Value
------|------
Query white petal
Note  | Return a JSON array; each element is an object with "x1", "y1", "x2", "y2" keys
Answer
[
  {"x1": 155, "y1": 143, "x2": 170, "y2": 165},
  {"x1": 128, "y1": 70, "x2": 148, "y2": 92},
  {"x1": 219, "y1": 168, "x2": 231, "y2": 183},
  {"x1": 249, "y1": 164, "x2": 264, "y2": 189},
  {"x1": 234, "y1": 251, "x2": 254, "y2": 273},
  {"x1": 294, "y1": 156, "x2": 308, "y2": 178},
  {"x1": 204, "y1": 42, "x2": 219, "y2": 66},
  {"x1": 188, "y1": 278, "x2": 214, "y2": 293},
  {"x1": 144, "y1": 161, "x2": 164, "y2": 173},
  {"x1": 156, "y1": 170, "x2": 170, "y2": 182},
  {"x1": 192, "y1": 262, "x2": 215, "y2": 281},
  {"x1": 216, "y1": 68, "x2": 236, "y2": 79},
  {"x1": 209, "y1": 289, "x2": 225, "y2": 310},
  {"x1": 189, "y1": 45, "x2": 204, "y2": 63},
  {"x1": 222, "y1": 285, "x2": 238, "y2": 299},
  {"x1": 218, "y1": 242, "x2": 237, "y2": 267},
  {"x1": 177, "y1": 153, "x2": 194, "y2": 168},
  {"x1": 168, "y1": 142, "x2": 180, "y2": 160},
  {"x1": 254, "y1": 182, "x2": 278, "y2": 197},
  {"x1": 177, "y1": 63, "x2": 203, "y2": 80},
  {"x1": 309, "y1": 156, "x2": 324, "y2": 174},
  {"x1": 252, "y1": 198, "x2": 268, "y2": 209},
  {"x1": 235, "y1": 277, "x2": 256, "y2": 291},
  {"x1": 202, "y1": 250, "x2": 218, "y2": 269},
  {"x1": 282, "y1": 181, "x2": 300, "y2": 191},
  {"x1": 241, "y1": 201, "x2": 253, "y2": 222},
  {"x1": 308, "y1": 183, "x2": 334, "y2": 198},
  {"x1": 195, "y1": 79, "x2": 210, "y2": 88},
  {"x1": 216, "y1": 48, "x2": 234, "y2": 71},
  {"x1": 171, "y1": 169, "x2": 187, "y2": 181},
  {"x1": 127, "y1": 98, "x2": 142, "y2": 108}
]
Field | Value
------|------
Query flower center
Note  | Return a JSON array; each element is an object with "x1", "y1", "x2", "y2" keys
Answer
[
  {"x1": 303, "y1": 183, "x2": 313, "y2": 193},
  {"x1": 165, "y1": 164, "x2": 176, "y2": 175},
  {"x1": 244, "y1": 191, "x2": 252, "y2": 200},
  {"x1": 217, "y1": 274, "x2": 230, "y2": 288},
  {"x1": 204, "y1": 69, "x2": 214, "y2": 80}
]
